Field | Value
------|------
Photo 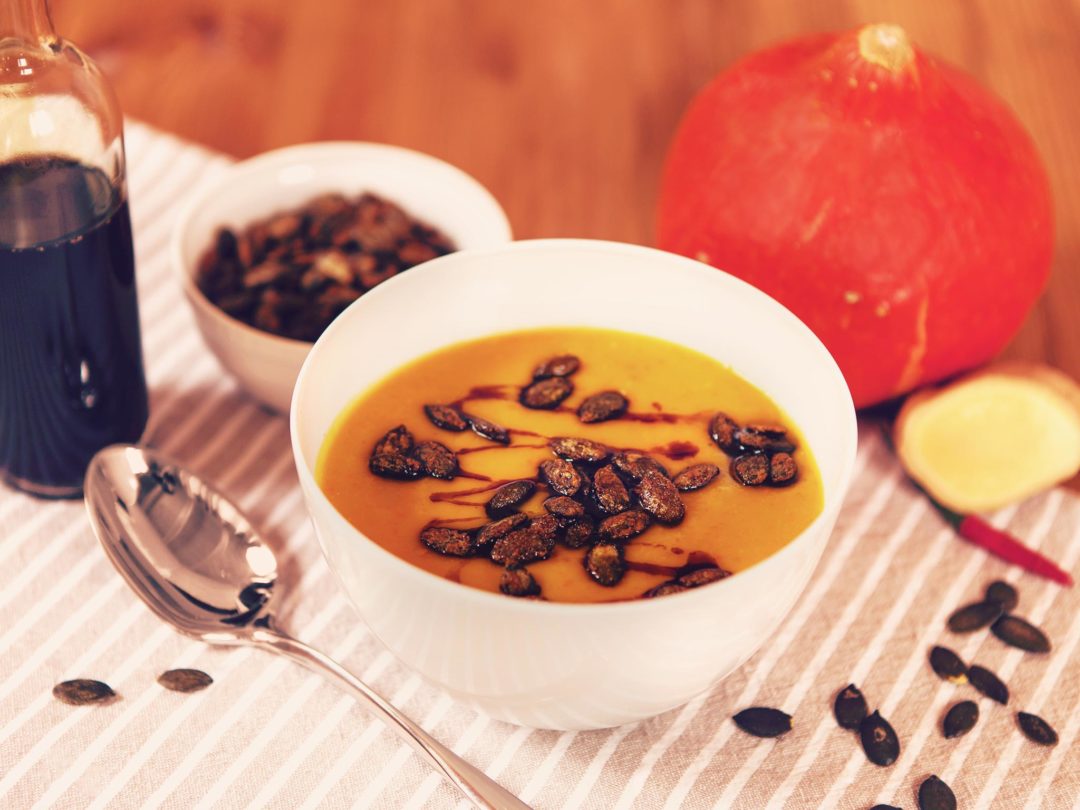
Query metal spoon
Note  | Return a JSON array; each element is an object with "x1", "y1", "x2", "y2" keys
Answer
[{"x1": 84, "y1": 444, "x2": 529, "y2": 810}]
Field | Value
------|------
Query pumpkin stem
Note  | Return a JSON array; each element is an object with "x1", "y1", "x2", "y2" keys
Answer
[{"x1": 858, "y1": 23, "x2": 915, "y2": 72}]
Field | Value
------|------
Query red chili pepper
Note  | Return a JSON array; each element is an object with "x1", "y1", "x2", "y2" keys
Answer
[{"x1": 881, "y1": 425, "x2": 1073, "y2": 587}]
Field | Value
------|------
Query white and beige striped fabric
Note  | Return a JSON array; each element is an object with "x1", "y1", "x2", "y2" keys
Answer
[{"x1": 2, "y1": 121, "x2": 1079, "y2": 809}]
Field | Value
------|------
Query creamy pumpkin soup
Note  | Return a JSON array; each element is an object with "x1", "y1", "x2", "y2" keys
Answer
[{"x1": 316, "y1": 327, "x2": 823, "y2": 603}]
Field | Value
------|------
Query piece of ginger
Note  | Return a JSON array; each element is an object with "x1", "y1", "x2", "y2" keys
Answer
[{"x1": 895, "y1": 362, "x2": 1080, "y2": 513}]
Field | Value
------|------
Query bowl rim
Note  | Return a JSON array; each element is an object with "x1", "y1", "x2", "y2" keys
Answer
[
  {"x1": 169, "y1": 139, "x2": 514, "y2": 350},
  {"x1": 290, "y1": 237, "x2": 859, "y2": 616}
]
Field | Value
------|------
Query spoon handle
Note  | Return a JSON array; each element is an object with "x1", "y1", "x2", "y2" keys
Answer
[{"x1": 253, "y1": 629, "x2": 531, "y2": 810}]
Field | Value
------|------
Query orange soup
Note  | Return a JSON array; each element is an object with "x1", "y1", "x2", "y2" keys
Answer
[{"x1": 316, "y1": 327, "x2": 823, "y2": 603}]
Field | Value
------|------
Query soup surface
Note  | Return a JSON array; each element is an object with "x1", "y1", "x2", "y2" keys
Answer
[{"x1": 316, "y1": 327, "x2": 823, "y2": 603}]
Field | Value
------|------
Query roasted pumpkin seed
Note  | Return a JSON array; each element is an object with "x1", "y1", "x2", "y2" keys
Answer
[
  {"x1": 833, "y1": 683, "x2": 868, "y2": 730},
  {"x1": 991, "y1": 614, "x2": 1051, "y2": 653},
  {"x1": 475, "y1": 513, "x2": 529, "y2": 552},
  {"x1": 372, "y1": 424, "x2": 414, "y2": 457},
  {"x1": 369, "y1": 453, "x2": 423, "y2": 480},
  {"x1": 611, "y1": 451, "x2": 669, "y2": 482},
  {"x1": 550, "y1": 436, "x2": 611, "y2": 464},
  {"x1": 539, "y1": 458, "x2": 584, "y2": 496},
  {"x1": 985, "y1": 580, "x2": 1019, "y2": 612},
  {"x1": 942, "y1": 700, "x2": 978, "y2": 739},
  {"x1": 968, "y1": 664, "x2": 1009, "y2": 704},
  {"x1": 1017, "y1": 711, "x2": 1058, "y2": 746},
  {"x1": 500, "y1": 566, "x2": 541, "y2": 597},
  {"x1": 423, "y1": 403, "x2": 468, "y2": 431},
  {"x1": 672, "y1": 463, "x2": 720, "y2": 492},
  {"x1": 530, "y1": 514, "x2": 561, "y2": 542},
  {"x1": 578, "y1": 390, "x2": 629, "y2": 423},
  {"x1": 592, "y1": 466, "x2": 631, "y2": 514},
  {"x1": 584, "y1": 543, "x2": 625, "y2": 586},
  {"x1": 736, "y1": 425, "x2": 796, "y2": 454},
  {"x1": 859, "y1": 710, "x2": 900, "y2": 766},
  {"x1": 597, "y1": 509, "x2": 651, "y2": 543},
  {"x1": 158, "y1": 669, "x2": 214, "y2": 693},
  {"x1": 544, "y1": 495, "x2": 586, "y2": 524},
  {"x1": 918, "y1": 775, "x2": 956, "y2": 810},
  {"x1": 768, "y1": 452, "x2": 798, "y2": 486},
  {"x1": 561, "y1": 515, "x2": 596, "y2": 548},
  {"x1": 708, "y1": 412, "x2": 741, "y2": 455},
  {"x1": 634, "y1": 471, "x2": 685, "y2": 524},
  {"x1": 464, "y1": 413, "x2": 510, "y2": 444},
  {"x1": 520, "y1": 376, "x2": 574, "y2": 409},
  {"x1": 929, "y1": 646, "x2": 968, "y2": 684},
  {"x1": 677, "y1": 566, "x2": 730, "y2": 588},
  {"x1": 732, "y1": 706, "x2": 792, "y2": 738},
  {"x1": 485, "y1": 480, "x2": 537, "y2": 518},
  {"x1": 532, "y1": 354, "x2": 580, "y2": 379},
  {"x1": 641, "y1": 581, "x2": 689, "y2": 598},
  {"x1": 413, "y1": 440, "x2": 458, "y2": 480},
  {"x1": 420, "y1": 526, "x2": 476, "y2": 557},
  {"x1": 730, "y1": 453, "x2": 769, "y2": 486},
  {"x1": 52, "y1": 679, "x2": 117, "y2": 706},
  {"x1": 947, "y1": 600, "x2": 1003, "y2": 633},
  {"x1": 490, "y1": 527, "x2": 555, "y2": 567}
]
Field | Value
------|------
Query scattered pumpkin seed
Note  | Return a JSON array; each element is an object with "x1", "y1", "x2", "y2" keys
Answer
[
  {"x1": 490, "y1": 526, "x2": 555, "y2": 567},
  {"x1": 708, "y1": 412, "x2": 741, "y2": 455},
  {"x1": 420, "y1": 526, "x2": 476, "y2": 557},
  {"x1": 634, "y1": 471, "x2": 685, "y2": 524},
  {"x1": 52, "y1": 679, "x2": 117, "y2": 706},
  {"x1": 532, "y1": 354, "x2": 580, "y2": 380},
  {"x1": 423, "y1": 403, "x2": 468, "y2": 432},
  {"x1": 929, "y1": 646, "x2": 968, "y2": 684},
  {"x1": 672, "y1": 463, "x2": 720, "y2": 492},
  {"x1": 369, "y1": 452, "x2": 423, "y2": 481},
  {"x1": 549, "y1": 436, "x2": 611, "y2": 464},
  {"x1": 859, "y1": 710, "x2": 900, "y2": 767},
  {"x1": 985, "y1": 579, "x2": 1019, "y2": 612},
  {"x1": 991, "y1": 614, "x2": 1051, "y2": 653},
  {"x1": 520, "y1": 376, "x2": 574, "y2": 409},
  {"x1": 157, "y1": 669, "x2": 213, "y2": 693},
  {"x1": 538, "y1": 458, "x2": 584, "y2": 497},
  {"x1": 577, "y1": 390, "x2": 629, "y2": 423},
  {"x1": 833, "y1": 683, "x2": 868, "y2": 730},
  {"x1": 947, "y1": 600, "x2": 1003, "y2": 633},
  {"x1": 465, "y1": 413, "x2": 510, "y2": 445},
  {"x1": 1016, "y1": 711, "x2": 1058, "y2": 746},
  {"x1": 499, "y1": 567, "x2": 541, "y2": 597},
  {"x1": 584, "y1": 543, "x2": 625, "y2": 587},
  {"x1": 677, "y1": 566, "x2": 729, "y2": 588},
  {"x1": 968, "y1": 664, "x2": 1009, "y2": 705},
  {"x1": 413, "y1": 440, "x2": 459, "y2": 480},
  {"x1": 942, "y1": 700, "x2": 978, "y2": 739},
  {"x1": 732, "y1": 706, "x2": 792, "y2": 738},
  {"x1": 485, "y1": 480, "x2": 537, "y2": 519},
  {"x1": 918, "y1": 775, "x2": 956, "y2": 810}
]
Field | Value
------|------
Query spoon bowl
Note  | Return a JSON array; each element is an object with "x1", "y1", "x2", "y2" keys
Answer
[{"x1": 84, "y1": 443, "x2": 527, "y2": 810}]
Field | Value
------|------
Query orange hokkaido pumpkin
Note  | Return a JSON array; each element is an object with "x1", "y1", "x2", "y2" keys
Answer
[{"x1": 657, "y1": 24, "x2": 1054, "y2": 408}]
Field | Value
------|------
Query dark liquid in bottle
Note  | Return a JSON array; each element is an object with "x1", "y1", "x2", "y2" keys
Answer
[{"x1": 0, "y1": 155, "x2": 148, "y2": 497}]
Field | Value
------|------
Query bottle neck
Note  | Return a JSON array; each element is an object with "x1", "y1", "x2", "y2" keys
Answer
[{"x1": 1, "y1": 0, "x2": 56, "y2": 42}]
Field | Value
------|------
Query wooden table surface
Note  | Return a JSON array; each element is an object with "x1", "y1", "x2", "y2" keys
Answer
[{"x1": 53, "y1": 0, "x2": 1080, "y2": 381}]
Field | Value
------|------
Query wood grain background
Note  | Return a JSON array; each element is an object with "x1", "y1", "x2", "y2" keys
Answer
[{"x1": 52, "y1": 0, "x2": 1080, "y2": 379}]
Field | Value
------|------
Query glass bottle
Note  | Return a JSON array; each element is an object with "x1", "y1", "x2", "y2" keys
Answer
[{"x1": 0, "y1": 0, "x2": 148, "y2": 498}]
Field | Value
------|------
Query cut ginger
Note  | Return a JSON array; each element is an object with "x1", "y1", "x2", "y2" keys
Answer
[{"x1": 895, "y1": 362, "x2": 1080, "y2": 513}]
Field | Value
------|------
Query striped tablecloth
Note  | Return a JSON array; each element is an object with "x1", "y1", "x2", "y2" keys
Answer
[{"x1": 2, "y1": 121, "x2": 1079, "y2": 810}]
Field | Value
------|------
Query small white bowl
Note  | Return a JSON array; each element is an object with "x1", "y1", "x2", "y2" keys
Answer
[
  {"x1": 170, "y1": 141, "x2": 513, "y2": 413},
  {"x1": 291, "y1": 239, "x2": 857, "y2": 730}
]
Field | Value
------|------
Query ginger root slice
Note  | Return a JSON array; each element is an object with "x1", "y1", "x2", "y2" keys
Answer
[{"x1": 895, "y1": 362, "x2": 1080, "y2": 513}]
